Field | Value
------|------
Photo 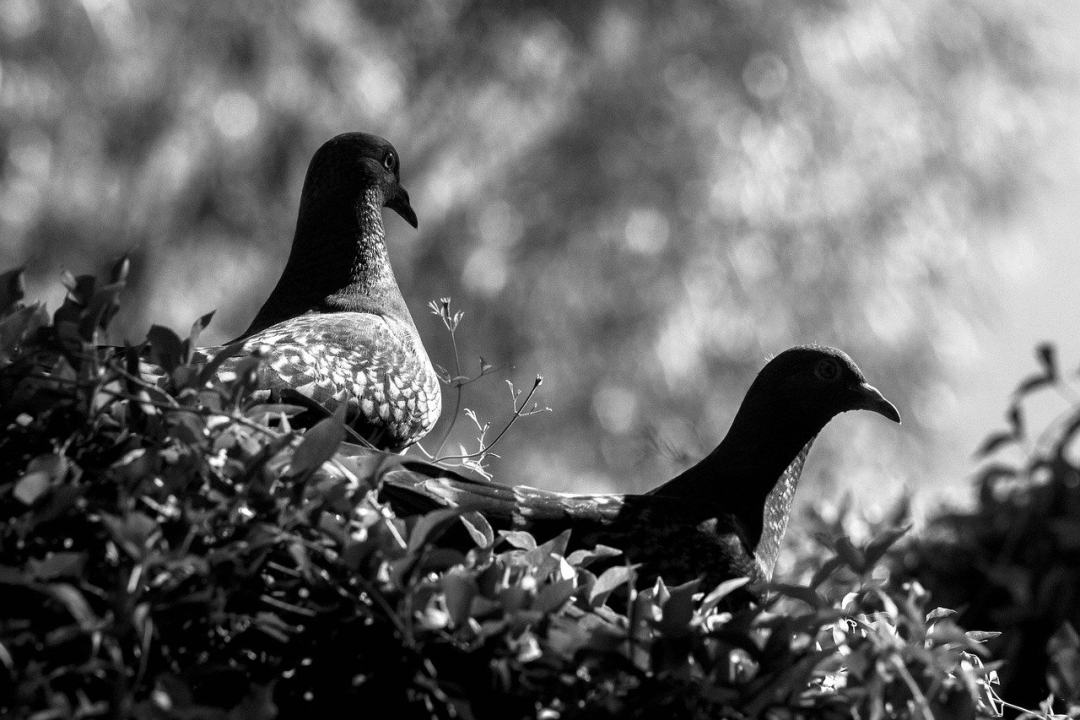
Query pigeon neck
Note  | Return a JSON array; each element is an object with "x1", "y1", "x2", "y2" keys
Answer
[
  {"x1": 320, "y1": 187, "x2": 411, "y2": 319},
  {"x1": 653, "y1": 400, "x2": 820, "y2": 556},
  {"x1": 242, "y1": 188, "x2": 413, "y2": 337}
]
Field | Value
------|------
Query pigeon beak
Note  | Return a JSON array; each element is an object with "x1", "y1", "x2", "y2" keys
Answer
[
  {"x1": 849, "y1": 381, "x2": 902, "y2": 424},
  {"x1": 387, "y1": 185, "x2": 418, "y2": 228}
]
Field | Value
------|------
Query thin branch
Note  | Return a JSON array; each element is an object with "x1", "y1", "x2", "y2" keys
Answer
[
  {"x1": 435, "y1": 376, "x2": 546, "y2": 463},
  {"x1": 433, "y1": 323, "x2": 463, "y2": 456},
  {"x1": 892, "y1": 655, "x2": 934, "y2": 720}
]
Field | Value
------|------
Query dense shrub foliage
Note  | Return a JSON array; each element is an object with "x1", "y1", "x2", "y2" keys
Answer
[
  {"x1": 0, "y1": 265, "x2": 1048, "y2": 719},
  {"x1": 902, "y1": 345, "x2": 1080, "y2": 717}
]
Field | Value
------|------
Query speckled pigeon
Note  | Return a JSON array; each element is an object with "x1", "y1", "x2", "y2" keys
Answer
[{"x1": 174, "y1": 133, "x2": 441, "y2": 450}]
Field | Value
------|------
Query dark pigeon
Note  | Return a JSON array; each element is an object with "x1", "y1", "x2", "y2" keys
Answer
[{"x1": 378, "y1": 345, "x2": 900, "y2": 593}]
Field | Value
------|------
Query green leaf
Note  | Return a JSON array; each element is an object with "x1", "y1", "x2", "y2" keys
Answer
[
  {"x1": 863, "y1": 525, "x2": 911, "y2": 565},
  {"x1": 522, "y1": 544, "x2": 564, "y2": 580},
  {"x1": 187, "y1": 310, "x2": 216, "y2": 352},
  {"x1": 147, "y1": 324, "x2": 184, "y2": 373},
  {"x1": 1007, "y1": 403, "x2": 1024, "y2": 438},
  {"x1": 102, "y1": 512, "x2": 159, "y2": 559},
  {"x1": 833, "y1": 536, "x2": 866, "y2": 572},
  {"x1": 253, "y1": 613, "x2": 293, "y2": 644},
  {"x1": 0, "y1": 266, "x2": 25, "y2": 314},
  {"x1": 52, "y1": 355, "x2": 77, "y2": 384},
  {"x1": 498, "y1": 530, "x2": 537, "y2": 551},
  {"x1": 657, "y1": 579, "x2": 699, "y2": 635},
  {"x1": 407, "y1": 508, "x2": 469, "y2": 554},
  {"x1": 590, "y1": 564, "x2": 635, "y2": 605},
  {"x1": 699, "y1": 577, "x2": 751, "y2": 614},
  {"x1": 29, "y1": 552, "x2": 87, "y2": 580},
  {"x1": 432, "y1": 363, "x2": 451, "y2": 383},
  {"x1": 443, "y1": 569, "x2": 477, "y2": 625},
  {"x1": 768, "y1": 583, "x2": 826, "y2": 609},
  {"x1": 964, "y1": 630, "x2": 1002, "y2": 643},
  {"x1": 13, "y1": 471, "x2": 50, "y2": 505},
  {"x1": 107, "y1": 253, "x2": 129, "y2": 282},
  {"x1": 499, "y1": 585, "x2": 531, "y2": 613},
  {"x1": 566, "y1": 544, "x2": 622, "y2": 567},
  {"x1": 415, "y1": 548, "x2": 467, "y2": 575},
  {"x1": 926, "y1": 607, "x2": 958, "y2": 622},
  {"x1": 170, "y1": 364, "x2": 199, "y2": 390},
  {"x1": 643, "y1": 577, "x2": 669, "y2": 605},
  {"x1": 534, "y1": 578, "x2": 576, "y2": 614},
  {"x1": 196, "y1": 342, "x2": 246, "y2": 387},
  {"x1": 974, "y1": 431, "x2": 1016, "y2": 459},
  {"x1": 538, "y1": 529, "x2": 572, "y2": 558},
  {"x1": 845, "y1": 646, "x2": 873, "y2": 681},
  {"x1": 289, "y1": 404, "x2": 346, "y2": 477},
  {"x1": 245, "y1": 403, "x2": 308, "y2": 420},
  {"x1": 1015, "y1": 370, "x2": 1053, "y2": 397},
  {"x1": 78, "y1": 282, "x2": 125, "y2": 340},
  {"x1": 1036, "y1": 342, "x2": 1057, "y2": 380},
  {"x1": 44, "y1": 583, "x2": 98, "y2": 629},
  {"x1": 460, "y1": 511, "x2": 494, "y2": 548}
]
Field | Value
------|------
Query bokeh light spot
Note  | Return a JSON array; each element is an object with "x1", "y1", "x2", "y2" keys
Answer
[
  {"x1": 463, "y1": 247, "x2": 507, "y2": 296},
  {"x1": 623, "y1": 207, "x2": 669, "y2": 255},
  {"x1": 475, "y1": 199, "x2": 524, "y2": 249},
  {"x1": 0, "y1": 0, "x2": 41, "y2": 40},
  {"x1": 595, "y1": 8, "x2": 637, "y2": 66},
  {"x1": 355, "y1": 58, "x2": 404, "y2": 119},
  {"x1": 742, "y1": 52, "x2": 788, "y2": 101},
  {"x1": 592, "y1": 384, "x2": 638, "y2": 435},
  {"x1": 212, "y1": 91, "x2": 259, "y2": 141}
]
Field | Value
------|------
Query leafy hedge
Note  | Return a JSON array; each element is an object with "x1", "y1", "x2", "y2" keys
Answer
[
  {"x1": 900, "y1": 345, "x2": 1080, "y2": 717},
  {"x1": 0, "y1": 264, "x2": 1017, "y2": 719}
]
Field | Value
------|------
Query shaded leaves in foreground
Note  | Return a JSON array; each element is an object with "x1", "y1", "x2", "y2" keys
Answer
[
  {"x1": 0, "y1": 266, "x2": 1006, "y2": 718},
  {"x1": 903, "y1": 342, "x2": 1080, "y2": 717}
]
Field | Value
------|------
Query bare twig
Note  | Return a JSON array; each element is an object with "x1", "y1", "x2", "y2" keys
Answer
[
  {"x1": 435, "y1": 375, "x2": 548, "y2": 463},
  {"x1": 428, "y1": 297, "x2": 496, "y2": 456}
]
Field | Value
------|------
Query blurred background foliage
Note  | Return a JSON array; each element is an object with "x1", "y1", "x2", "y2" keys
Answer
[{"x1": 0, "y1": 0, "x2": 1067, "y2": 513}]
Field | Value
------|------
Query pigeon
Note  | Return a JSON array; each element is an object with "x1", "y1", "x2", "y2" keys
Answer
[
  {"x1": 158, "y1": 133, "x2": 441, "y2": 450},
  {"x1": 378, "y1": 346, "x2": 900, "y2": 590}
]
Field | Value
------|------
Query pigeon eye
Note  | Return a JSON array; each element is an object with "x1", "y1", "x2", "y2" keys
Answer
[
  {"x1": 814, "y1": 358, "x2": 840, "y2": 382},
  {"x1": 383, "y1": 152, "x2": 396, "y2": 172}
]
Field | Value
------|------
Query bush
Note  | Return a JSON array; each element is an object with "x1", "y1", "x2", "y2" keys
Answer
[
  {"x1": 0, "y1": 264, "x2": 1009, "y2": 719},
  {"x1": 901, "y1": 344, "x2": 1080, "y2": 717}
]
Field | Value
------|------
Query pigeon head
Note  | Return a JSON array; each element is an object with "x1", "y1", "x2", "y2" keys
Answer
[
  {"x1": 300, "y1": 132, "x2": 418, "y2": 229},
  {"x1": 747, "y1": 345, "x2": 901, "y2": 430},
  {"x1": 680, "y1": 344, "x2": 900, "y2": 561}
]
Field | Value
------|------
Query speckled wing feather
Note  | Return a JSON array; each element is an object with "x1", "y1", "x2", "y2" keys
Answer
[{"x1": 222, "y1": 311, "x2": 441, "y2": 450}]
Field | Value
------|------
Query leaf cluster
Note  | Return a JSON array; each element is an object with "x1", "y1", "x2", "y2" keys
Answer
[
  {"x1": 900, "y1": 344, "x2": 1080, "y2": 717},
  {"x1": 0, "y1": 265, "x2": 1003, "y2": 719}
]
